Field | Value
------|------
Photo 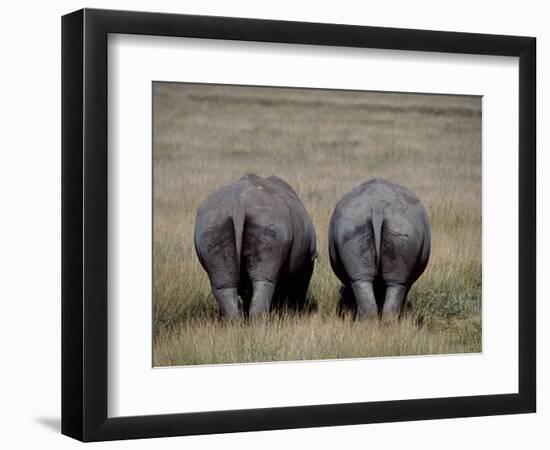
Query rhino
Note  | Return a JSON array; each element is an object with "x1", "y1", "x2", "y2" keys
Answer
[
  {"x1": 329, "y1": 178, "x2": 431, "y2": 320},
  {"x1": 194, "y1": 174, "x2": 317, "y2": 319}
]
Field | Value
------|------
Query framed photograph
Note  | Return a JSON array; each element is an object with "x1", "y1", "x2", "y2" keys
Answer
[{"x1": 61, "y1": 8, "x2": 536, "y2": 442}]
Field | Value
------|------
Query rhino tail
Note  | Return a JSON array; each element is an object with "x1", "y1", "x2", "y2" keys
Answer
[
  {"x1": 232, "y1": 200, "x2": 246, "y2": 282},
  {"x1": 371, "y1": 207, "x2": 383, "y2": 273}
]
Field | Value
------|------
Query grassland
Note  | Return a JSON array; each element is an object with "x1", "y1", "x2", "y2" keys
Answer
[{"x1": 153, "y1": 82, "x2": 482, "y2": 366}]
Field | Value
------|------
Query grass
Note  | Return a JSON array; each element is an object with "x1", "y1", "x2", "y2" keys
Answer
[
  {"x1": 154, "y1": 315, "x2": 481, "y2": 366},
  {"x1": 153, "y1": 82, "x2": 482, "y2": 367}
]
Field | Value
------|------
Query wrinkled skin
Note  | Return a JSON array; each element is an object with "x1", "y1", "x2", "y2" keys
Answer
[
  {"x1": 329, "y1": 178, "x2": 431, "y2": 320},
  {"x1": 194, "y1": 174, "x2": 317, "y2": 319}
]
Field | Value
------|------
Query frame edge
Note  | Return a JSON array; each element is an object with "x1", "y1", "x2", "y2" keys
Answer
[
  {"x1": 518, "y1": 36, "x2": 536, "y2": 413},
  {"x1": 61, "y1": 8, "x2": 85, "y2": 442}
]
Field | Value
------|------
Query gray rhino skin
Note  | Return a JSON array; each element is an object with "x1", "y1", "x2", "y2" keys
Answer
[
  {"x1": 194, "y1": 174, "x2": 317, "y2": 319},
  {"x1": 329, "y1": 178, "x2": 431, "y2": 319}
]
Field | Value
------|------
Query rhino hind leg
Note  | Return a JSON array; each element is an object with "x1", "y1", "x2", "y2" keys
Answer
[
  {"x1": 382, "y1": 284, "x2": 408, "y2": 320},
  {"x1": 248, "y1": 280, "x2": 276, "y2": 319},
  {"x1": 212, "y1": 286, "x2": 240, "y2": 319},
  {"x1": 351, "y1": 280, "x2": 378, "y2": 320}
]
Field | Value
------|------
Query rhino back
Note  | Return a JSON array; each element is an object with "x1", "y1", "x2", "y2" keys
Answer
[
  {"x1": 195, "y1": 174, "x2": 316, "y2": 286},
  {"x1": 243, "y1": 174, "x2": 317, "y2": 268},
  {"x1": 330, "y1": 178, "x2": 430, "y2": 284}
]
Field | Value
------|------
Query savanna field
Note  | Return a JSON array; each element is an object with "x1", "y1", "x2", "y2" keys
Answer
[{"x1": 153, "y1": 83, "x2": 482, "y2": 366}]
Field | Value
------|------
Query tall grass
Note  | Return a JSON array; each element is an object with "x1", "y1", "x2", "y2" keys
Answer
[
  {"x1": 153, "y1": 83, "x2": 482, "y2": 366},
  {"x1": 153, "y1": 315, "x2": 481, "y2": 367}
]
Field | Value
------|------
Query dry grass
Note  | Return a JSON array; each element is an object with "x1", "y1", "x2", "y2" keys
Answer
[
  {"x1": 153, "y1": 82, "x2": 482, "y2": 366},
  {"x1": 154, "y1": 315, "x2": 481, "y2": 366}
]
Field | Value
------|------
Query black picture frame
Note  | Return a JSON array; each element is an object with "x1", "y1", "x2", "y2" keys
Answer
[{"x1": 61, "y1": 8, "x2": 536, "y2": 442}]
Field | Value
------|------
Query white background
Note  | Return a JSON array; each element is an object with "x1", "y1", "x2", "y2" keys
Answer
[
  {"x1": 0, "y1": 0, "x2": 546, "y2": 448},
  {"x1": 109, "y1": 35, "x2": 518, "y2": 417}
]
